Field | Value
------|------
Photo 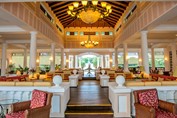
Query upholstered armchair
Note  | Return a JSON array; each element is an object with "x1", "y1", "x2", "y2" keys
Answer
[
  {"x1": 133, "y1": 88, "x2": 177, "y2": 118},
  {"x1": 6, "y1": 89, "x2": 53, "y2": 118}
]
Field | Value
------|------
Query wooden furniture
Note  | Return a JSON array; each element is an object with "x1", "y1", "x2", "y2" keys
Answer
[
  {"x1": 6, "y1": 89, "x2": 53, "y2": 118},
  {"x1": 133, "y1": 89, "x2": 177, "y2": 118}
]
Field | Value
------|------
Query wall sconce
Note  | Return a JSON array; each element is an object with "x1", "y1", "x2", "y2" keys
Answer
[
  {"x1": 49, "y1": 57, "x2": 53, "y2": 61},
  {"x1": 36, "y1": 59, "x2": 39, "y2": 63},
  {"x1": 66, "y1": 59, "x2": 69, "y2": 63},
  {"x1": 10, "y1": 60, "x2": 12, "y2": 63},
  {"x1": 164, "y1": 57, "x2": 168, "y2": 61},
  {"x1": 139, "y1": 59, "x2": 142, "y2": 62},
  {"x1": 126, "y1": 56, "x2": 129, "y2": 60},
  {"x1": 110, "y1": 59, "x2": 112, "y2": 62}
]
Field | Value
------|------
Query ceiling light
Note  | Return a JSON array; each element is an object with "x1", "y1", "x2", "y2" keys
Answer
[
  {"x1": 81, "y1": 1, "x2": 88, "y2": 6},
  {"x1": 73, "y1": 2, "x2": 79, "y2": 8},
  {"x1": 92, "y1": 0, "x2": 98, "y2": 6},
  {"x1": 101, "y1": 2, "x2": 107, "y2": 7},
  {"x1": 67, "y1": 1, "x2": 112, "y2": 24},
  {"x1": 80, "y1": 35, "x2": 99, "y2": 48},
  {"x1": 68, "y1": 6, "x2": 74, "y2": 11}
]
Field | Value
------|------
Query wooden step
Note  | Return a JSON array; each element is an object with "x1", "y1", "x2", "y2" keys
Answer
[{"x1": 65, "y1": 104, "x2": 113, "y2": 118}]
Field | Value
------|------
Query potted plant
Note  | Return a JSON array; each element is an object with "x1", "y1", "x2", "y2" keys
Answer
[
  {"x1": 23, "y1": 67, "x2": 29, "y2": 75},
  {"x1": 29, "y1": 68, "x2": 36, "y2": 78}
]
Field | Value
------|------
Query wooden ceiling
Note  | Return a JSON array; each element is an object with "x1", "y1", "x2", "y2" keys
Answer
[{"x1": 47, "y1": 1, "x2": 130, "y2": 28}]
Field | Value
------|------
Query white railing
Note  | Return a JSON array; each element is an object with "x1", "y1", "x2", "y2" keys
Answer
[{"x1": 0, "y1": 82, "x2": 70, "y2": 117}]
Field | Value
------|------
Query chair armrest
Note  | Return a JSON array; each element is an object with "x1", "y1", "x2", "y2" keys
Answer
[
  {"x1": 11, "y1": 100, "x2": 31, "y2": 112},
  {"x1": 159, "y1": 100, "x2": 177, "y2": 114},
  {"x1": 135, "y1": 103, "x2": 155, "y2": 118},
  {"x1": 24, "y1": 105, "x2": 51, "y2": 118}
]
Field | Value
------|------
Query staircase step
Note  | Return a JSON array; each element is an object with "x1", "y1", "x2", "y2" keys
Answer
[
  {"x1": 67, "y1": 104, "x2": 112, "y2": 111},
  {"x1": 65, "y1": 104, "x2": 113, "y2": 118}
]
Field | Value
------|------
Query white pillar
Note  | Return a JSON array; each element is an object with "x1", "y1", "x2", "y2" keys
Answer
[
  {"x1": 75, "y1": 55, "x2": 78, "y2": 68},
  {"x1": 50, "y1": 43, "x2": 55, "y2": 71},
  {"x1": 164, "y1": 47, "x2": 170, "y2": 71},
  {"x1": 138, "y1": 50, "x2": 142, "y2": 66},
  {"x1": 79, "y1": 57, "x2": 81, "y2": 68},
  {"x1": 97, "y1": 57, "x2": 99, "y2": 68},
  {"x1": 115, "y1": 48, "x2": 118, "y2": 68},
  {"x1": 171, "y1": 44, "x2": 177, "y2": 71},
  {"x1": 151, "y1": 48, "x2": 155, "y2": 70},
  {"x1": 1, "y1": 43, "x2": 7, "y2": 76},
  {"x1": 100, "y1": 55, "x2": 104, "y2": 68},
  {"x1": 66, "y1": 53, "x2": 69, "y2": 68},
  {"x1": 141, "y1": 31, "x2": 149, "y2": 74},
  {"x1": 60, "y1": 48, "x2": 64, "y2": 69},
  {"x1": 73, "y1": 55, "x2": 75, "y2": 68},
  {"x1": 123, "y1": 43, "x2": 129, "y2": 72},
  {"x1": 29, "y1": 31, "x2": 37, "y2": 69},
  {"x1": 24, "y1": 48, "x2": 27, "y2": 68},
  {"x1": 103, "y1": 55, "x2": 105, "y2": 68},
  {"x1": 109, "y1": 53, "x2": 112, "y2": 68}
]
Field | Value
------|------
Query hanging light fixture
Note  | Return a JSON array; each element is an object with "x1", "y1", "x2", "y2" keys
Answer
[
  {"x1": 67, "y1": 0, "x2": 112, "y2": 24},
  {"x1": 80, "y1": 34, "x2": 99, "y2": 48}
]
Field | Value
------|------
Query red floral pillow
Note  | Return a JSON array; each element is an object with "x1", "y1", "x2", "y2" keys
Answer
[
  {"x1": 30, "y1": 89, "x2": 47, "y2": 109},
  {"x1": 138, "y1": 90, "x2": 158, "y2": 109}
]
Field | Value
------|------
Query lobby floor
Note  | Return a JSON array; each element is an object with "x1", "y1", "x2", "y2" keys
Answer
[
  {"x1": 65, "y1": 80, "x2": 113, "y2": 118},
  {"x1": 68, "y1": 80, "x2": 110, "y2": 106}
]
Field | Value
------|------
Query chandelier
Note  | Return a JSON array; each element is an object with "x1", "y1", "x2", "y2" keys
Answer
[
  {"x1": 80, "y1": 34, "x2": 99, "y2": 48},
  {"x1": 67, "y1": 1, "x2": 112, "y2": 24}
]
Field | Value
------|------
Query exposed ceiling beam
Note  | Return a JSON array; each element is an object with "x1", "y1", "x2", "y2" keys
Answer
[
  {"x1": 53, "y1": 2, "x2": 73, "y2": 12},
  {"x1": 110, "y1": 1, "x2": 128, "y2": 8},
  {"x1": 50, "y1": 1, "x2": 67, "y2": 8}
]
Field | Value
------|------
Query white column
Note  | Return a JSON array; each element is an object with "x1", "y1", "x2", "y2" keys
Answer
[
  {"x1": 141, "y1": 31, "x2": 149, "y2": 74},
  {"x1": 138, "y1": 50, "x2": 142, "y2": 66},
  {"x1": 97, "y1": 57, "x2": 99, "y2": 68},
  {"x1": 1, "y1": 43, "x2": 7, "y2": 76},
  {"x1": 24, "y1": 48, "x2": 27, "y2": 68},
  {"x1": 115, "y1": 48, "x2": 118, "y2": 68},
  {"x1": 65, "y1": 53, "x2": 69, "y2": 68},
  {"x1": 151, "y1": 48, "x2": 155, "y2": 70},
  {"x1": 75, "y1": 55, "x2": 78, "y2": 68},
  {"x1": 171, "y1": 44, "x2": 177, "y2": 71},
  {"x1": 103, "y1": 55, "x2": 105, "y2": 68},
  {"x1": 73, "y1": 55, "x2": 75, "y2": 68},
  {"x1": 123, "y1": 43, "x2": 129, "y2": 72},
  {"x1": 164, "y1": 47, "x2": 170, "y2": 71},
  {"x1": 79, "y1": 57, "x2": 81, "y2": 68},
  {"x1": 50, "y1": 43, "x2": 55, "y2": 71},
  {"x1": 29, "y1": 31, "x2": 37, "y2": 69},
  {"x1": 100, "y1": 55, "x2": 103, "y2": 68},
  {"x1": 109, "y1": 53, "x2": 113, "y2": 68},
  {"x1": 61, "y1": 48, "x2": 64, "y2": 69}
]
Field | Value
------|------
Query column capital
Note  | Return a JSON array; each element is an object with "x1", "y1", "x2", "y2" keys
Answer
[
  {"x1": 141, "y1": 30, "x2": 148, "y2": 35},
  {"x1": 30, "y1": 31, "x2": 37, "y2": 35}
]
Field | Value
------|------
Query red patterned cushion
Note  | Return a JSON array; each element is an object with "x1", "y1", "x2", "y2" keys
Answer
[
  {"x1": 30, "y1": 89, "x2": 47, "y2": 109},
  {"x1": 156, "y1": 108, "x2": 177, "y2": 118},
  {"x1": 138, "y1": 89, "x2": 158, "y2": 108},
  {"x1": 6, "y1": 111, "x2": 25, "y2": 118}
]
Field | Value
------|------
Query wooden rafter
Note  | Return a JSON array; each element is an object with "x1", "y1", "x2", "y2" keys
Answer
[
  {"x1": 53, "y1": 2, "x2": 73, "y2": 12},
  {"x1": 50, "y1": 2, "x2": 67, "y2": 8},
  {"x1": 111, "y1": 1, "x2": 129, "y2": 8},
  {"x1": 60, "y1": 16, "x2": 73, "y2": 22}
]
